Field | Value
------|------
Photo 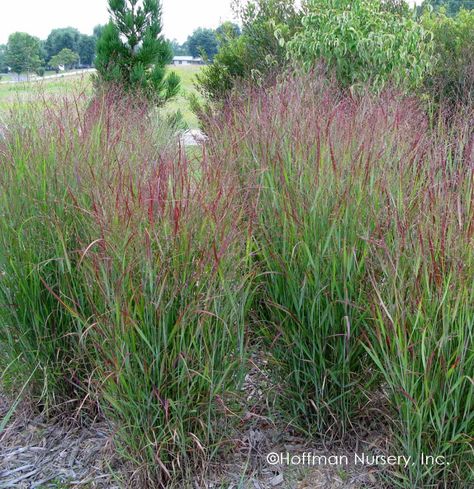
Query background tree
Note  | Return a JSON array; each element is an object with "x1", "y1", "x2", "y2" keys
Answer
[
  {"x1": 44, "y1": 27, "x2": 81, "y2": 61},
  {"x1": 5, "y1": 32, "x2": 43, "y2": 78},
  {"x1": 169, "y1": 39, "x2": 189, "y2": 56},
  {"x1": 48, "y1": 48, "x2": 80, "y2": 71},
  {"x1": 187, "y1": 28, "x2": 219, "y2": 60},
  {"x1": 95, "y1": 0, "x2": 180, "y2": 103},
  {"x1": 0, "y1": 45, "x2": 7, "y2": 73},
  {"x1": 420, "y1": 0, "x2": 474, "y2": 16},
  {"x1": 215, "y1": 22, "x2": 241, "y2": 42},
  {"x1": 78, "y1": 35, "x2": 96, "y2": 66},
  {"x1": 38, "y1": 39, "x2": 47, "y2": 64},
  {"x1": 93, "y1": 24, "x2": 107, "y2": 40}
]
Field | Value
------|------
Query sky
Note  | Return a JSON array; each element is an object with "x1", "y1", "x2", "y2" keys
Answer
[
  {"x1": 0, "y1": 0, "x2": 423, "y2": 46},
  {"x1": 0, "y1": 0, "x2": 235, "y2": 44}
]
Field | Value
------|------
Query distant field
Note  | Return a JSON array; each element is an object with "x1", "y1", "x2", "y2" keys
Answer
[
  {"x1": 0, "y1": 65, "x2": 203, "y2": 127},
  {"x1": 0, "y1": 73, "x2": 93, "y2": 115}
]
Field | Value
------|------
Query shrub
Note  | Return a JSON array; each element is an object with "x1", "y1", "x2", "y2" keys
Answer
[
  {"x1": 289, "y1": 0, "x2": 433, "y2": 92},
  {"x1": 195, "y1": 0, "x2": 301, "y2": 102},
  {"x1": 422, "y1": 6, "x2": 474, "y2": 105}
]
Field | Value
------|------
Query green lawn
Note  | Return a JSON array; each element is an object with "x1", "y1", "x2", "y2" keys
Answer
[
  {"x1": 164, "y1": 64, "x2": 203, "y2": 128},
  {"x1": 0, "y1": 74, "x2": 93, "y2": 115},
  {"x1": 0, "y1": 70, "x2": 58, "y2": 81},
  {"x1": 0, "y1": 65, "x2": 203, "y2": 128}
]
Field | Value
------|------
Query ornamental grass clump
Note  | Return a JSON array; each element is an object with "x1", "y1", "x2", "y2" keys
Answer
[
  {"x1": 0, "y1": 94, "x2": 102, "y2": 411},
  {"x1": 364, "y1": 114, "x2": 474, "y2": 487},
  {"x1": 204, "y1": 73, "x2": 430, "y2": 437},
  {"x1": 203, "y1": 72, "x2": 473, "y2": 487},
  {"x1": 0, "y1": 89, "x2": 253, "y2": 485},
  {"x1": 75, "y1": 130, "x2": 253, "y2": 485}
]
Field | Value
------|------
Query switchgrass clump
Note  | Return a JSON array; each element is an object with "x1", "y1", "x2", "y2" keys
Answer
[
  {"x1": 0, "y1": 95, "x2": 98, "y2": 411},
  {"x1": 364, "y1": 116, "x2": 474, "y2": 487},
  {"x1": 204, "y1": 73, "x2": 473, "y2": 486},
  {"x1": 205, "y1": 75, "x2": 428, "y2": 436},
  {"x1": 75, "y1": 134, "x2": 253, "y2": 484},
  {"x1": 0, "y1": 89, "x2": 253, "y2": 485}
]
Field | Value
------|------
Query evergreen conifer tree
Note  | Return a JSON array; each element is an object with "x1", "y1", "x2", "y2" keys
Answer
[{"x1": 95, "y1": 0, "x2": 180, "y2": 103}]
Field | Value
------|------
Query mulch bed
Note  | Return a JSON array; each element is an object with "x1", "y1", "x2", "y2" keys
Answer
[
  {"x1": 0, "y1": 394, "x2": 121, "y2": 488},
  {"x1": 1, "y1": 355, "x2": 390, "y2": 488}
]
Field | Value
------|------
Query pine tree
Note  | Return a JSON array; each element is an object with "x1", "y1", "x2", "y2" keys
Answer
[{"x1": 95, "y1": 0, "x2": 180, "y2": 103}]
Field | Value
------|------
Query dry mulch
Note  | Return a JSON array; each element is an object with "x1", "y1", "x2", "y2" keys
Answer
[{"x1": 0, "y1": 394, "x2": 121, "y2": 488}]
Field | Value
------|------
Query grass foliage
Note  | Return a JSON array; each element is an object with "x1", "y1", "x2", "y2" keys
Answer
[
  {"x1": 0, "y1": 89, "x2": 252, "y2": 484},
  {"x1": 203, "y1": 73, "x2": 473, "y2": 487},
  {"x1": 0, "y1": 73, "x2": 472, "y2": 487}
]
